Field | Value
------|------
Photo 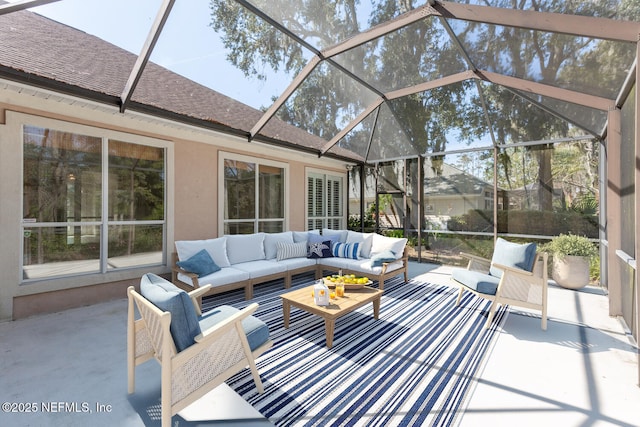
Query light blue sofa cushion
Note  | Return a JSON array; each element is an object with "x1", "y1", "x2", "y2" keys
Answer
[
  {"x1": 370, "y1": 250, "x2": 397, "y2": 267},
  {"x1": 322, "y1": 228, "x2": 348, "y2": 243},
  {"x1": 452, "y1": 269, "x2": 501, "y2": 295},
  {"x1": 177, "y1": 249, "x2": 220, "y2": 277},
  {"x1": 140, "y1": 273, "x2": 201, "y2": 352},
  {"x1": 489, "y1": 238, "x2": 537, "y2": 278},
  {"x1": 199, "y1": 305, "x2": 270, "y2": 352}
]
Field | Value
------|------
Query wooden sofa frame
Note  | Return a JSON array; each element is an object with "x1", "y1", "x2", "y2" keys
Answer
[
  {"x1": 171, "y1": 252, "x2": 321, "y2": 300},
  {"x1": 172, "y1": 244, "x2": 410, "y2": 300},
  {"x1": 318, "y1": 246, "x2": 410, "y2": 290}
]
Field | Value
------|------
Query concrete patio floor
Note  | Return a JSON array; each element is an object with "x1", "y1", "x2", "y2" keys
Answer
[{"x1": 0, "y1": 261, "x2": 638, "y2": 426}]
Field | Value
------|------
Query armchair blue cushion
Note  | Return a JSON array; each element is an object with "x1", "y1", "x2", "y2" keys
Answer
[
  {"x1": 140, "y1": 273, "x2": 270, "y2": 353},
  {"x1": 451, "y1": 269, "x2": 501, "y2": 295},
  {"x1": 199, "y1": 305, "x2": 270, "y2": 352},
  {"x1": 140, "y1": 273, "x2": 201, "y2": 352},
  {"x1": 489, "y1": 238, "x2": 537, "y2": 278}
]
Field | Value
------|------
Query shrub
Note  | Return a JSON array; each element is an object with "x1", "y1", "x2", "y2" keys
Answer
[
  {"x1": 539, "y1": 233, "x2": 598, "y2": 260},
  {"x1": 447, "y1": 209, "x2": 598, "y2": 238}
]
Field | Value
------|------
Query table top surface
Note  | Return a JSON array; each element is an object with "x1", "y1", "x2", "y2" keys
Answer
[{"x1": 281, "y1": 284, "x2": 383, "y2": 318}]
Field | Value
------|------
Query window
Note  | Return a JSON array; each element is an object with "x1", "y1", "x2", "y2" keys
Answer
[
  {"x1": 221, "y1": 153, "x2": 286, "y2": 234},
  {"x1": 484, "y1": 190, "x2": 494, "y2": 210},
  {"x1": 22, "y1": 125, "x2": 166, "y2": 281},
  {"x1": 307, "y1": 171, "x2": 344, "y2": 230}
]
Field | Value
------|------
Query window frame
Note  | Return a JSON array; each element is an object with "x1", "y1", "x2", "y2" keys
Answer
[
  {"x1": 19, "y1": 115, "x2": 172, "y2": 283},
  {"x1": 306, "y1": 168, "x2": 346, "y2": 231},
  {"x1": 218, "y1": 152, "x2": 289, "y2": 234}
]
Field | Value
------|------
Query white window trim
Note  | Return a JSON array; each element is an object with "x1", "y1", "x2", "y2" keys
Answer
[
  {"x1": 15, "y1": 112, "x2": 173, "y2": 283},
  {"x1": 306, "y1": 167, "x2": 347, "y2": 231},
  {"x1": 218, "y1": 151, "x2": 289, "y2": 234}
]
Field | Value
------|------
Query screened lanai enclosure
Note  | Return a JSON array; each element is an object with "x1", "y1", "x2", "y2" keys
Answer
[
  {"x1": 208, "y1": 0, "x2": 639, "y2": 351},
  {"x1": 1, "y1": 0, "x2": 639, "y2": 378}
]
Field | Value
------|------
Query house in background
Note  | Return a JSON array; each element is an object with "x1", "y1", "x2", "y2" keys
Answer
[
  {"x1": 424, "y1": 163, "x2": 504, "y2": 226},
  {"x1": 348, "y1": 162, "x2": 503, "y2": 230}
]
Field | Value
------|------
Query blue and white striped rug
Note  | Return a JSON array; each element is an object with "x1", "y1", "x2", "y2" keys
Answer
[{"x1": 203, "y1": 273, "x2": 507, "y2": 427}]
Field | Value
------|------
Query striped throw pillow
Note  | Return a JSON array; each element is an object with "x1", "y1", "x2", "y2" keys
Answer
[
  {"x1": 276, "y1": 241, "x2": 308, "y2": 261},
  {"x1": 332, "y1": 242, "x2": 360, "y2": 259}
]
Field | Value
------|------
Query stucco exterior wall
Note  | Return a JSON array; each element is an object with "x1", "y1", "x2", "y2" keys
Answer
[{"x1": 174, "y1": 139, "x2": 219, "y2": 240}]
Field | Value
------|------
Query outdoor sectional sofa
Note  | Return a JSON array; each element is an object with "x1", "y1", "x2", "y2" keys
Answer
[{"x1": 171, "y1": 229, "x2": 409, "y2": 300}]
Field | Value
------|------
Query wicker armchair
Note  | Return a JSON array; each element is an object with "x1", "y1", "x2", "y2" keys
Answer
[
  {"x1": 127, "y1": 273, "x2": 272, "y2": 427},
  {"x1": 451, "y1": 238, "x2": 549, "y2": 330}
]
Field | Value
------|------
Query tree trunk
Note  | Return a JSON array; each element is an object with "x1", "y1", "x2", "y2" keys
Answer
[{"x1": 537, "y1": 147, "x2": 554, "y2": 211}]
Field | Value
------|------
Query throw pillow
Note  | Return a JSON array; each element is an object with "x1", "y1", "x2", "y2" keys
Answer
[
  {"x1": 370, "y1": 250, "x2": 397, "y2": 267},
  {"x1": 346, "y1": 231, "x2": 374, "y2": 259},
  {"x1": 371, "y1": 234, "x2": 408, "y2": 258},
  {"x1": 176, "y1": 249, "x2": 220, "y2": 277},
  {"x1": 175, "y1": 237, "x2": 230, "y2": 268},
  {"x1": 276, "y1": 241, "x2": 308, "y2": 261},
  {"x1": 307, "y1": 239, "x2": 333, "y2": 259},
  {"x1": 264, "y1": 231, "x2": 294, "y2": 259},
  {"x1": 489, "y1": 238, "x2": 537, "y2": 278},
  {"x1": 332, "y1": 241, "x2": 360, "y2": 259}
]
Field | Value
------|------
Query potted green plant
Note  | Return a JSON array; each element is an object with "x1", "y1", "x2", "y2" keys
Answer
[{"x1": 541, "y1": 233, "x2": 598, "y2": 289}]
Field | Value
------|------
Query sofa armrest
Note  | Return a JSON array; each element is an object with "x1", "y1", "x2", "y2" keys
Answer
[
  {"x1": 171, "y1": 252, "x2": 201, "y2": 287},
  {"x1": 380, "y1": 246, "x2": 409, "y2": 275}
]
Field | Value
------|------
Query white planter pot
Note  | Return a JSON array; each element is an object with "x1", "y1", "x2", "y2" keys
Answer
[{"x1": 552, "y1": 255, "x2": 590, "y2": 289}]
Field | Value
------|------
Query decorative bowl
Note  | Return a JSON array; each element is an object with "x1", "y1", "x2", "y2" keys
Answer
[{"x1": 323, "y1": 275, "x2": 372, "y2": 290}]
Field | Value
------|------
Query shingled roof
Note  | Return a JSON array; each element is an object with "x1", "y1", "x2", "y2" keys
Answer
[
  {"x1": 425, "y1": 163, "x2": 494, "y2": 197},
  {"x1": 0, "y1": 6, "x2": 361, "y2": 162}
]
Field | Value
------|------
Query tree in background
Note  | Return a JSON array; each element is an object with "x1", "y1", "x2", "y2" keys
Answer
[{"x1": 210, "y1": 0, "x2": 636, "y2": 217}]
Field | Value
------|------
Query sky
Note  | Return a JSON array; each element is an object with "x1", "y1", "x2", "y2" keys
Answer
[{"x1": 22, "y1": 0, "x2": 292, "y2": 110}]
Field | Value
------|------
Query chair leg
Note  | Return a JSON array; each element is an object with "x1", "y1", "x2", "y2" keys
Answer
[
  {"x1": 248, "y1": 358, "x2": 265, "y2": 394},
  {"x1": 455, "y1": 286, "x2": 464, "y2": 306},
  {"x1": 127, "y1": 289, "x2": 136, "y2": 394},
  {"x1": 161, "y1": 370, "x2": 172, "y2": 427},
  {"x1": 485, "y1": 300, "x2": 499, "y2": 329},
  {"x1": 541, "y1": 304, "x2": 548, "y2": 331}
]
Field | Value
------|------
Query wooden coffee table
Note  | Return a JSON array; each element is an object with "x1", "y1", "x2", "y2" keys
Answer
[{"x1": 281, "y1": 285, "x2": 383, "y2": 348}]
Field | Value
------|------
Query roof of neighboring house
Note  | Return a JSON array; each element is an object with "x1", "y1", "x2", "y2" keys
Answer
[
  {"x1": 0, "y1": 7, "x2": 361, "y2": 162},
  {"x1": 425, "y1": 163, "x2": 493, "y2": 196}
]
